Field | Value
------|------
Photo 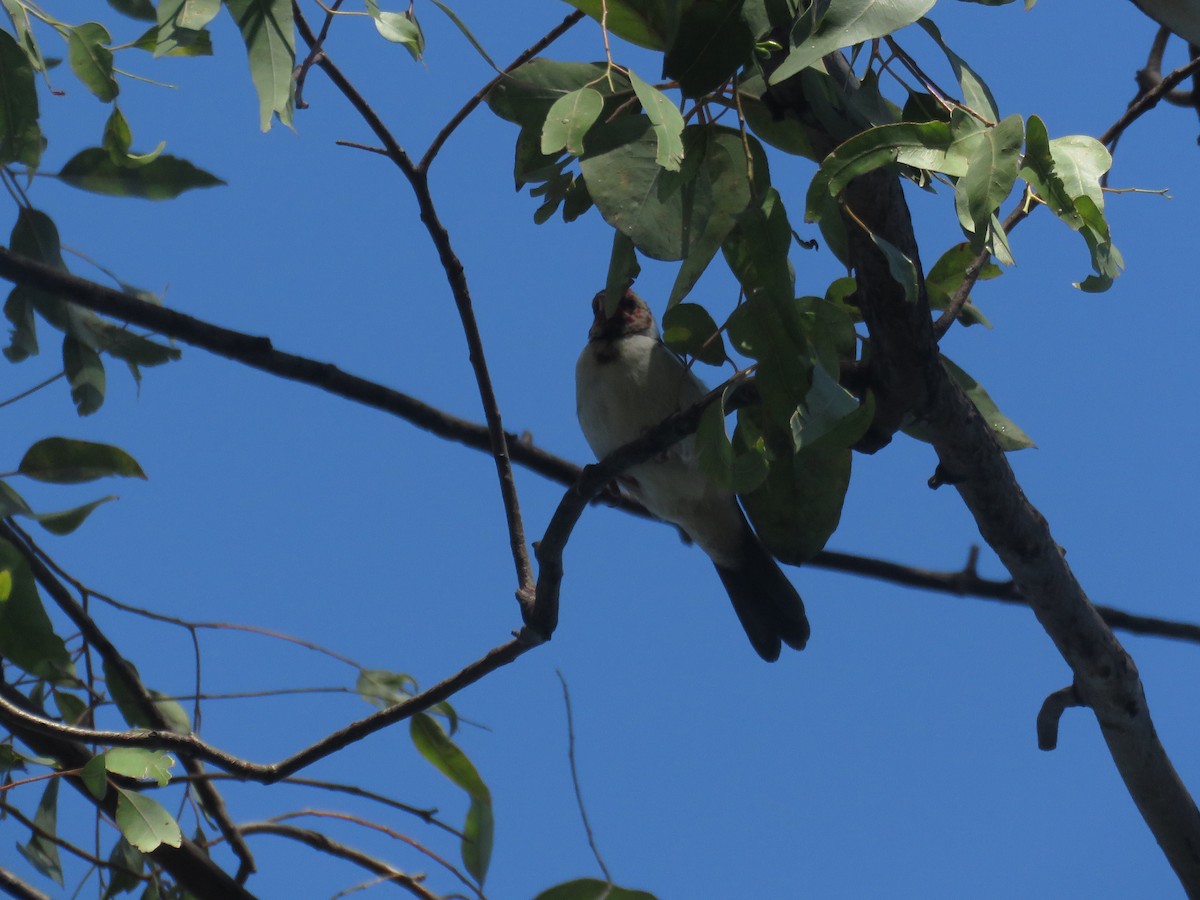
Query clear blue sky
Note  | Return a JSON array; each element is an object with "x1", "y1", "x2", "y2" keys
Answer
[{"x1": 6, "y1": 1, "x2": 1200, "y2": 897}]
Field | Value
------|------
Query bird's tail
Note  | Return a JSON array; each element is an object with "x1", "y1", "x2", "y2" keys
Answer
[{"x1": 713, "y1": 528, "x2": 809, "y2": 662}]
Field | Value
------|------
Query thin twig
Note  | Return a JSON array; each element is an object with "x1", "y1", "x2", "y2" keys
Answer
[
  {"x1": 555, "y1": 671, "x2": 611, "y2": 883},
  {"x1": 292, "y1": 4, "x2": 535, "y2": 600},
  {"x1": 419, "y1": 10, "x2": 586, "y2": 171},
  {"x1": 0, "y1": 371, "x2": 64, "y2": 409}
]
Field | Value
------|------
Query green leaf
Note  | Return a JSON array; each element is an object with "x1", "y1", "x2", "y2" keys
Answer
[
  {"x1": 534, "y1": 878, "x2": 658, "y2": 900},
  {"x1": 627, "y1": 69, "x2": 685, "y2": 170},
  {"x1": 58, "y1": 148, "x2": 225, "y2": 199},
  {"x1": 738, "y1": 74, "x2": 819, "y2": 160},
  {"x1": 104, "y1": 658, "x2": 192, "y2": 734},
  {"x1": 722, "y1": 188, "x2": 795, "y2": 303},
  {"x1": 143, "y1": 0, "x2": 214, "y2": 57},
  {"x1": 940, "y1": 355, "x2": 1035, "y2": 450},
  {"x1": 370, "y1": 7, "x2": 425, "y2": 60},
  {"x1": 176, "y1": 0, "x2": 221, "y2": 29},
  {"x1": 18, "y1": 779, "x2": 63, "y2": 886},
  {"x1": 0, "y1": 29, "x2": 42, "y2": 167},
  {"x1": 806, "y1": 120, "x2": 958, "y2": 217},
  {"x1": 770, "y1": 0, "x2": 936, "y2": 85},
  {"x1": 30, "y1": 496, "x2": 117, "y2": 536},
  {"x1": 867, "y1": 230, "x2": 919, "y2": 303},
  {"x1": 953, "y1": 114, "x2": 1023, "y2": 241},
  {"x1": 106, "y1": 748, "x2": 176, "y2": 787},
  {"x1": 63, "y1": 336, "x2": 105, "y2": 416},
  {"x1": 428, "y1": 0, "x2": 498, "y2": 70},
  {"x1": 488, "y1": 59, "x2": 631, "y2": 130},
  {"x1": 790, "y1": 363, "x2": 871, "y2": 450},
  {"x1": 663, "y1": 0, "x2": 754, "y2": 98},
  {"x1": 102, "y1": 107, "x2": 166, "y2": 167},
  {"x1": 53, "y1": 688, "x2": 88, "y2": 725},
  {"x1": 67, "y1": 23, "x2": 118, "y2": 102},
  {"x1": 411, "y1": 713, "x2": 492, "y2": 885},
  {"x1": 662, "y1": 302, "x2": 727, "y2": 365},
  {"x1": 916, "y1": 18, "x2": 999, "y2": 121},
  {"x1": 114, "y1": 786, "x2": 182, "y2": 852},
  {"x1": 224, "y1": 0, "x2": 296, "y2": 131},
  {"x1": 103, "y1": 837, "x2": 145, "y2": 899},
  {"x1": 19, "y1": 437, "x2": 145, "y2": 483},
  {"x1": 726, "y1": 294, "x2": 813, "y2": 425},
  {"x1": 696, "y1": 389, "x2": 770, "y2": 493},
  {"x1": 603, "y1": 231, "x2": 641, "y2": 308},
  {"x1": 540, "y1": 87, "x2": 604, "y2": 157},
  {"x1": 740, "y1": 419, "x2": 852, "y2": 564},
  {"x1": 107, "y1": 0, "x2": 157, "y2": 20},
  {"x1": 1047, "y1": 134, "x2": 1110, "y2": 211},
  {"x1": 924, "y1": 243, "x2": 998, "y2": 327},
  {"x1": 558, "y1": 0, "x2": 679, "y2": 49},
  {"x1": 582, "y1": 122, "x2": 760, "y2": 263},
  {"x1": 0, "y1": 538, "x2": 74, "y2": 681},
  {"x1": 0, "y1": 481, "x2": 33, "y2": 518},
  {"x1": 82, "y1": 754, "x2": 109, "y2": 800},
  {"x1": 356, "y1": 668, "x2": 417, "y2": 708},
  {"x1": 3, "y1": 286, "x2": 38, "y2": 361}
]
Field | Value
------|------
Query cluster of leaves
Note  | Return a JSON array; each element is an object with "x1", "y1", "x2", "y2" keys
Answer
[{"x1": 485, "y1": 0, "x2": 1115, "y2": 562}]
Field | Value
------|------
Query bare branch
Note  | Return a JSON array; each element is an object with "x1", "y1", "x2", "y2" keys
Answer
[
  {"x1": 292, "y1": 3, "x2": 535, "y2": 601},
  {"x1": 0, "y1": 865, "x2": 52, "y2": 900},
  {"x1": 238, "y1": 823, "x2": 439, "y2": 900}
]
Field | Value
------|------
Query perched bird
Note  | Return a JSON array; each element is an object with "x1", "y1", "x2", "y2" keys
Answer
[{"x1": 575, "y1": 288, "x2": 809, "y2": 661}]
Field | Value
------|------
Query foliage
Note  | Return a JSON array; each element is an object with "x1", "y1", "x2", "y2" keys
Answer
[{"x1": 0, "y1": 0, "x2": 1180, "y2": 897}]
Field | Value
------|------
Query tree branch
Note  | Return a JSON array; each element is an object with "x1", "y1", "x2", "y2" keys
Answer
[
  {"x1": 761, "y1": 48, "x2": 1200, "y2": 892},
  {"x1": 292, "y1": 2, "x2": 535, "y2": 599},
  {"x1": 237, "y1": 823, "x2": 439, "y2": 900}
]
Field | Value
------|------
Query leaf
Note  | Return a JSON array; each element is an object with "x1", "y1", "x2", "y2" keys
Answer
[
  {"x1": 738, "y1": 74, "x2": 819, "y2": 160},
  {"x1": 114, "y1": 786, "x2": 182, "y2": 852},
  {"x1": 0, "y1": 538, "x2": 74, "y2": 681},
  {"x1": 102, "y1": 107, "x2": 166, "y2": 167},
  {"x1": 58, "y1": 147, "x2": 225, "y2": 199},
  {"x1": 67, "y1": 23, "x2": 118, "y2": 102},
  {"x1": 805, "y1": 120, "x2": 958, "y2": 217},
  {"x1": 924, "y1": 243, "x2": 998, "y2": 327},
  {"x1": 739, "y1": 416, "x2": 852, "y2": 564},
  {"x1": 104, "y1": 658, "x2": 192, "y2": 734},
  {"x1": 540, "y1": 87, "x2": 604, "y2": 157},
  {"x1": 769, "y1": 0, "x2": 937, "y2": 84},
  {"x1": 696, "y1": 389, "x2": 769, "y2": 493},
  {"x1": 18, "y1": 779, "x2": 63, "y2": 886},
  {"x1": 558, "y1": 0, "x2": 679, "y2": 49},
  {"x1": 107, "y1": 0, "x2": 157, "y2": 20},
  {"x1": 722, "y1": 188, "x2": 795, "y2": 303},
  {"x1": 0, "y1": 29, "x2": 42, "y2": 167},
  {"x1": 427, "y1": 0, "x2": 498, "y2": 70},
  {"x1": 662, "y1": 302, "x2": 727, "y2": 365},
  {"x1": 663, "y1": 0, "x2": 755, "y2": 98},
  {"x1": 19, "y1": 437, "x2": 146, "y2": 483},
  {"x1": 3, "y1": 286, "x2": 38, "y2": 361},
  {"x1": 63, "y1": 336, "x2": 106, "y2": 416},
  {"x1": 534, "y1": 879, "x2": 658, "y2": 900},
  {"x1": 603, "y1": 231, "x2": 641, "y2": 308},
  {"x1": 0, "y1": 481, "x2": 32, "y2": 518},
  {"x1": 916, "y1": 18, "x2": 999, "y2": 121},
  {"x1": 941, "y1": 355, "x2": 1035, "y2": 450},
  {"x1": 411, "y1": 713, "x2": 492, "y2": 885},
  {"x1": 627, "y1": 69, "x2": 685, "y2": 170},
  {"x1": 176, "y1": 0, "x2": 221, "y2": 30},
  {"x1": 726, "y1": 293, "x2": 813, "y2": 425},
  {"x1": 82, "y1": 754, "x2": 109, "y2": 800},
  {"x1": 103, "y1": 837, "x2": 145, "y2": 898},
  {"x1": 1047, "y1": 134, "x2": 1110, "y2": 211},
  {"x1": 224, "y1": 0, "x2": 296, "y2": 131},
  {"x1": 370, "y1": 7, "x2": 425, "y2": 61},
  {"x1": 144, "y1": 0, "x2": 214, "y2": 57},
  {"x1": 53, "y1": 688, "x2": 88, "y2": 725},
  {"x1": 356, "y1": 669, "x2": 417, "y2": 708},
  {"x1": 790, "y1": 363, "x2": 872, "y2": 451},
  {"x1": 105, "y1": 748, "x2": 176, "y2": 787},
  {"x1": 867, "y1": 230, "x2": 919, "y2": 303},
  {"x1": 582, "y1": 122, "x2": 760, "y2": 263},
  {"x1": 953, "y1": 114, "x2": 1023, "y2": 240}
]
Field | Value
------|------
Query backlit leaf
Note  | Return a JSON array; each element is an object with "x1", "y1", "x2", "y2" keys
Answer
[
  {"x1": 58, "y1": 148, "x2": 225, "y2": 199},
  {"x1": 67, "y1": 23, "x2": 118, "y2": 102},
  {"x1": 0, "y1": 29, "x2": 42, "y2": 167},
  {"x1": 224, "y1": 0, "x2": 296, "y2": 130},
  {"x1": 19, "y1": 437, "x2": 146, "y2": 483},
  {"x1": 114, "y1": 787, "x2": 182, "y2": 852}
]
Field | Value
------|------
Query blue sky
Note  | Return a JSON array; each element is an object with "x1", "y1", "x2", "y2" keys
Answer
[{"x1": 5, "y1": 0, "x2": 1200, "y2": 897}]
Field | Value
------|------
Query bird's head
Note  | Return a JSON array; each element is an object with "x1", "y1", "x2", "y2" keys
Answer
[{"x1": 588, "y1": 288, "x2": 659, "y2": 343}]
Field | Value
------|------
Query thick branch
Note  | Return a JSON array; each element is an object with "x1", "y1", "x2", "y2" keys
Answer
[{"x1": 764, "y1": 47, "x2": 1200, "y2": 893}]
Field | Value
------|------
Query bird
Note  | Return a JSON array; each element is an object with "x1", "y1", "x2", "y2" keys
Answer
[{"x1": 575, "y1": 288, "x2": 810, "y2": 661}]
